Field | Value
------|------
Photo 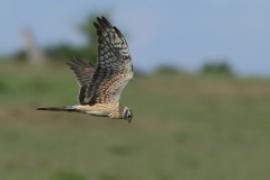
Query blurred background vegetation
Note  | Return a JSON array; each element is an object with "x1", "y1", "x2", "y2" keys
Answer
[
  {"x1": 0, "y1": 8, "x2": 270, "y2": 180},
  {"x1": 12, "y1": 14, "x2": 101, "y2": 65}
]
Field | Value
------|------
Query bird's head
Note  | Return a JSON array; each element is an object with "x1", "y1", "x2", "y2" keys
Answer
[{"x1": 121, "y1": 106, "x2": 133, "y2": 123}]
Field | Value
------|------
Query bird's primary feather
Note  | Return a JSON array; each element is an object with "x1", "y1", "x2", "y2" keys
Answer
[
  {"x1": 67, "y1": 57, "x2": 95, "y2": 104},
  {"x1": 68, "y1": 16, "x2": 133, "y2": 105}
]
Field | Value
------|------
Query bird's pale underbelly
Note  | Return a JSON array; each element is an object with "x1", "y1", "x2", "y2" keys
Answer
[{"x1": 74, "y1": 104, "x2": 118, "y2": 117}]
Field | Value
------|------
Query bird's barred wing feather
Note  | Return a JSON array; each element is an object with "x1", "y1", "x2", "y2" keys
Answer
[
  {"x1": 67, "y1": 57, "x2": 95, "y2": 104},
  {"x1": 67, "y1": 57, "x2": 95, "y2": 86},
  {"x1": 81, "y1": 16, "x2": 133, "y2": 105}
]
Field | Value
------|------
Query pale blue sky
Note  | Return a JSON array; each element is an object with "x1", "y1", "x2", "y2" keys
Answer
[{"x1": 0, "y1": 0, "x2": 269, "y2": 75}]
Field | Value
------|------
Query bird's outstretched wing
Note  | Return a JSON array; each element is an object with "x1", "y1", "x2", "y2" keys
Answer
[
  {"x1": 80, "y1": 16, "x2": 133, "y2": 105},
  {"x1": 67, "y1": 57, "x2": 95, "y2": 104}
]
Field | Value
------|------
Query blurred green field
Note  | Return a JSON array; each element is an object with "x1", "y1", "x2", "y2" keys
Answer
[{"x1": 0, "y1": 63, "x2": 270, "y2": 180}]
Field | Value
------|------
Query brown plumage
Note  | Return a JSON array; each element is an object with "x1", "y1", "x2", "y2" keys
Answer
[{"x1": 38, "y1": 16, "x2": 134, "y2": 123}]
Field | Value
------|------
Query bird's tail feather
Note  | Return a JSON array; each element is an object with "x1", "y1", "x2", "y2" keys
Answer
[{"x1": 37, "y1": 106, "x2": 78, "y2": 112}]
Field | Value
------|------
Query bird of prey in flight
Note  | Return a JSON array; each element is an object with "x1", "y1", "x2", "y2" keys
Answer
[{"x1": 38, "y1": 16, "x2": 134, "y2": 123}]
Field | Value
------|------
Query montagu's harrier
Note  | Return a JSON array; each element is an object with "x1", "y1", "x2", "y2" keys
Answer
[{"x1": 38, "y1": 16, "x2": 133, "y2": 123}]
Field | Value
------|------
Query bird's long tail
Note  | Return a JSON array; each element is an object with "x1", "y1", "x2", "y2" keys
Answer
[{"x1": 37, "y1": 106, "x2": 78, "y2": 112}]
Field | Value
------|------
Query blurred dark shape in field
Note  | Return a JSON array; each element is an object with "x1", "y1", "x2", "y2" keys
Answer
[
  {"x1": 154, "y1": 64, "x2": 181, "y2": 75},
  {"x1": 201, "y1": 58, "x2": 234, "y2": 77}
]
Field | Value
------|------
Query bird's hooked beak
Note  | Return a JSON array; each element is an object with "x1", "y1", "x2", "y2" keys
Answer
[{"x1": 127, "y1": 110, "x2": 133, "y2": 123}]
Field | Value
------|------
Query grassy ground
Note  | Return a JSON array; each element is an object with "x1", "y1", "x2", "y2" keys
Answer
[{"x1": 0, "y1": 63, "x2": 270, "y2": 180}]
